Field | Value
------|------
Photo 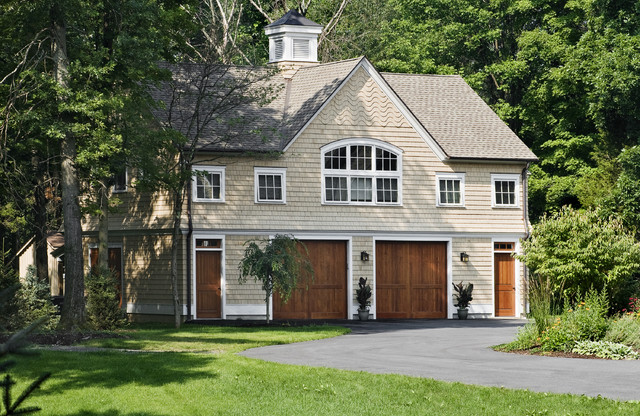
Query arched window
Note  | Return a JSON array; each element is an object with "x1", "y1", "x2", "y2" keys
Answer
[{"x1": 321, "y1": 139, "x2": 402, "y2": 205}]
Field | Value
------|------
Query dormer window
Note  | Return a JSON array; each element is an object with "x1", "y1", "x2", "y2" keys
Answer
[{"x1": 321, "y1": 139, "x2": 402, "y2": 205}]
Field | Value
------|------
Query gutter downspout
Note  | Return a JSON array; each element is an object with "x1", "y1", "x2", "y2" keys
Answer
[
  {"x1": 522, "y1": 162, "x2": 531, "y2": 315},
  {"x1": 186, "y1": 178, "x2": 193, "y2": 319}
]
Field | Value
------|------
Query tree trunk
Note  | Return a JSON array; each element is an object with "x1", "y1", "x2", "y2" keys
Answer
[
  {"x1": 170, "y1": 190, "x2": 184, "y2": 329},
  {"x1": 52, "y1": 1, "x2": 86, "y2": 330},
  {"x1": 34, "y1": 180, "x2": 49, "y2": 285},
  {"x1": 97, "y1": 184, "x2": 109, "y2": 272}
]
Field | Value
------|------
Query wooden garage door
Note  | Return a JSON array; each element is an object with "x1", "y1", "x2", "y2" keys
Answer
[
  {"x1": 376, "y1": 241, "x2": 447, "y2": 319},
  {"x1": 274, "y1": 240, "x2": 347, "y2": 320}
]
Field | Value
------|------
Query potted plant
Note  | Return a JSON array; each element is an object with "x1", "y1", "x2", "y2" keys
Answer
[
  {"x1": 356, "y1": 277, "x2": 372, "y2": 321},
  {"x1": 452, "y1": 281, "x2": 473, "y2": 319}
]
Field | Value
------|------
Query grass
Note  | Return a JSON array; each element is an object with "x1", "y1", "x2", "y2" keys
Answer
[{"x1": 7, "y1": 323, "x2": 639, "y2": 415}]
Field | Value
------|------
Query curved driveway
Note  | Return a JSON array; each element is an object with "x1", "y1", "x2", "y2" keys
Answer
[{"x1": 241, "y1": 319, "x2": 640, "y2": 401}]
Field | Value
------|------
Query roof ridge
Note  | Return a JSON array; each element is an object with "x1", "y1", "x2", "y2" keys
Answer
[
  {"x1": 294, "y1": 57, "x2": 363, "y2": 72},
  {"x1": 381, "y1": 72, "x2": 462, "y2": 78}
]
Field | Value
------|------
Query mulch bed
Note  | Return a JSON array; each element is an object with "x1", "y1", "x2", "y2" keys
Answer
[{"x1": 501, "y1": 348, "x2": 601, "y2": 359}]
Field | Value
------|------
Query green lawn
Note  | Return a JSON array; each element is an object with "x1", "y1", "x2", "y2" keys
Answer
[{"x1": 8, "y1": 324, "x2": 638, "y2": 415}]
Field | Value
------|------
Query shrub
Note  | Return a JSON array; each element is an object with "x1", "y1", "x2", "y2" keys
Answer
[
  {"x1": 527, "y1": 275, "x2": 554, "y2": 337},
  {"x1": 7, "y1": 266, "x2": 59, "y2": 331},
  {"x1": 503, "y1": 322, "x2": 539, "y2": 351},
  {"x1": 604, "y1": 314, "x2": 640, "y2": 350},
  {"x1": 572, "y1": 340, "x2": 639, "y2": 360},
  {"x1": 539, "y1": 290, "x2": 608, "y2": 352},
  {"x1": 86, "y1": 269, "x2": 126, "y2": 330},
  {"x1": 517, "y1": 207, "x2": 640, "y2": 311}
]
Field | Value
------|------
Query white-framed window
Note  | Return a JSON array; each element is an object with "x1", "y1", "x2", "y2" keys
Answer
[
  {"x1": 292, "y1": 38, "x2": 309, "y2": 60},
  {"x1": 491, "y1": 173, "x2": 520, "y2": 208},
  {"x1": 436, "y1": 172, "x2": 465, "y2": 207},
  {"x1": 192, "y1": 166, "x2": 225, "y2": 202},
  {"x1": 321, "y1": 139, "x2": 402, "y2": 205},
  {"x1": 255, "y1": 167, "x2": 286, "y2": 204},
  {"x1": 112, "y1": 168, "x2": 128, "y2": 193}
]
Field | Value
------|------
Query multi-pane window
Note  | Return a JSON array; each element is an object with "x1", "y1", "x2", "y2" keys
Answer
[
  {"x1": 193, "y1": 166, "x2": 225, "y2": 202},
  {"x1": 255, "y1": 168, "x2": 286, "y2": 203},
  {"x1": 112, "y1": 168, "x2": 128, "y2": 193},
  {"x1": 491, "y1": 174, "x2": 519, "y2": 207},
  {"x1": 322, "y1": 140, "x2": 402, "y2": 205},
  {"x1": 436, "y1": 173, "x2": 465, "y2": 206}
]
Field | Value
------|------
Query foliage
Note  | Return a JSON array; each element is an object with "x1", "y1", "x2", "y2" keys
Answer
[
  {"x1": 355, "y1": 277, "x2": 372, "y2": 310},
  {"x1": 601, "y1": 146, "x2": 640, "y2": 237},
  {"x1": 85, "y1": 269, "x2": 126, "y2": 331},
  {"x1": 238, "y1": 235, "x2": 314, "y2": 323},
  {"x1": 527, "y1": 275, "x2": 554, "y2": 337},
  {"x1": 517, "y1": 207, "x2": 640, "y2": 311},
  {"x1": 6, "y1": 267, "x2": 58, "y2": 332},
  {"x1": 538, "y1": 290, "x2": 609, "y2": 352},
  {"x1": 604, "y1": 314, "x2": 640, "y2": 350},
  {"x1": 572, "y1": 340, "x2": 638, "y2": 361},
  {"x1": 452, "y1": 281, "x2": 473, "y2": 309},
  {"x1": 0, "y1": 287, "x2": 51, "y2": 415}
]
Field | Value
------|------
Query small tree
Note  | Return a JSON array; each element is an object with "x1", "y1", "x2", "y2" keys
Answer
[{"x1": 238, "y1": 235, "x2": 313, "y2": 323}]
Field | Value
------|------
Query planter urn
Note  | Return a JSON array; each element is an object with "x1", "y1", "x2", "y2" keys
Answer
[
  {"x1": 457, "y1": 308, "x2": 469, "y2": 320},
  {"x1": 358, "y1": 309, "x2": 370, "y2": 321}
]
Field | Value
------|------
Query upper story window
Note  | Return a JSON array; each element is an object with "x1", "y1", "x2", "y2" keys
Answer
[
  {"x1": 112, "y1": 168, "x2": 128, "y2": 193},
  {"x1": 436, "y1": 172, "x2": 465, "y2": 207},
  {"x1": 321, "y1": 139, "x2": 402, "y2": 205},
  {"x1": 193, "y1": 166, "x2": 225, "y2": 203},
  {"x1": 491, "y1": 174, "x2": 519, "y2": 208},
  {"x1": 255, "y1": 167, "x2": 286, "y2": 204}
]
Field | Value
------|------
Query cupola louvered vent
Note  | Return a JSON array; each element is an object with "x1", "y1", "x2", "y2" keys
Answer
[
  {"x1": 274, "y1": 39, "x2": 284, "y2": 60},
  {"x1": 292, "y1": 39, "x2": 309, "y2": 60}
]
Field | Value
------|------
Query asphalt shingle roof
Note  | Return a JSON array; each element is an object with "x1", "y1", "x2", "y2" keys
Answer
[{"x1": 151, "y1": 57, "x2": 537, "y2": 161}]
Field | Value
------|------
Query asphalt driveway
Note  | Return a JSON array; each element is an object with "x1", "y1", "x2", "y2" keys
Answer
[{"x1": 240, "y1": 319, "x2": 640, "y2": 401}]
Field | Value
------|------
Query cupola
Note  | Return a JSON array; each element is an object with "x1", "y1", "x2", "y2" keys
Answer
[{"x1": 264, "y1": 9, "x2": 323, "y2": 75}]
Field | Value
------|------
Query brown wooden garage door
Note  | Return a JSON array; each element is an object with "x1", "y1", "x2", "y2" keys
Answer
[
  {"x1": 376, "y1": 241, "x2": 447, "y2": 319},
  {"x1": 274, "y1": 240, "x2": 347, "y2": 320}
]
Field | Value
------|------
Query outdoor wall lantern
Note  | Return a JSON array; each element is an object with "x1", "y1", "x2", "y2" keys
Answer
[
  {"x1": 460, "y1": 252, "x2": 469, "y2": 262},
  {"x1": 360, "y1": 251, "x2": 370, "y2": 261}
]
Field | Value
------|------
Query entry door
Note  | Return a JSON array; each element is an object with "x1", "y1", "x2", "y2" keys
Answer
[
  {"x1": 196, "y1": 243, "x2": 222, "y2": 318},
  {"x1": 494, "y1": 244, "x2": 516, "y2": 317}
]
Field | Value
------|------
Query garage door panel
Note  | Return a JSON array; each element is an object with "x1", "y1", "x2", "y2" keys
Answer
[
  {"x1": 274, "y1": 240, "x2": 347, "y2": 320},
  {"x1": 376, "y1": 241, "x2": 447, "y2": 319}
]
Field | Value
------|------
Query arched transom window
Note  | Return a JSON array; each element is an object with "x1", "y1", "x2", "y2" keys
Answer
[{"x1": 321, "y1": 139, "x2": 402, "y2": 205}]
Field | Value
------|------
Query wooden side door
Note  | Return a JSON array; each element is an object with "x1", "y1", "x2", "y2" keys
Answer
[
  {"x1": 494, "y1": 252, "x2": 516, "y2": 316},
  {"x1": 196, "y1": 250, "x2": 222, "y2": 318}
]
